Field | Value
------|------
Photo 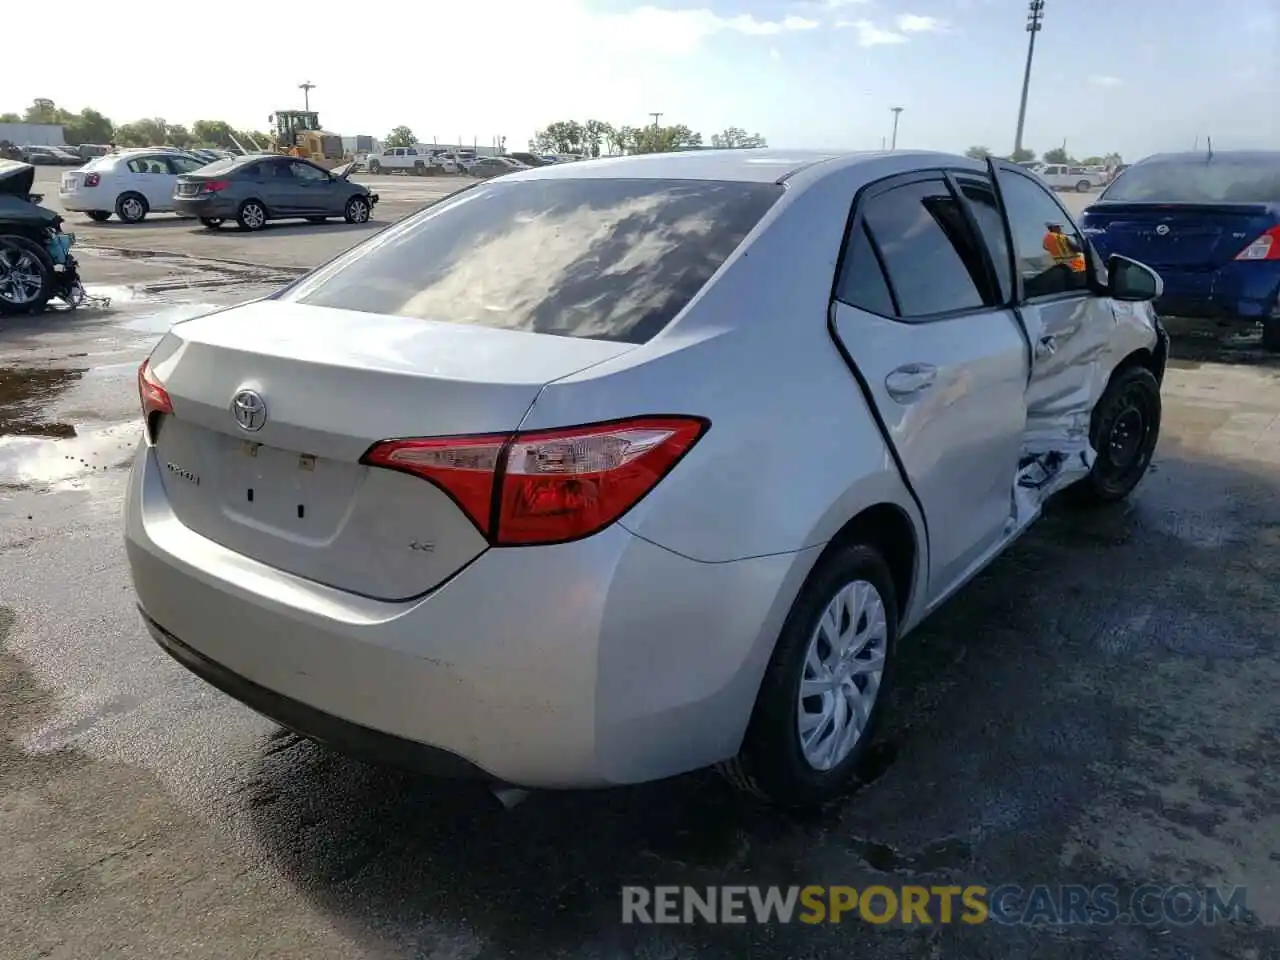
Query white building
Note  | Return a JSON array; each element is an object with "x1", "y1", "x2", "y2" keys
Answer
[{"x1": 0, "y1": 122, "x2": 66, "y2": 146}]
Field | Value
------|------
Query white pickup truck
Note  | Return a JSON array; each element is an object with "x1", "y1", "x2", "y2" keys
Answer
[
  {"x1": 365, "y1": 146, "x2": 453, "y2": 175},
  {"x1": 1033, "y1": 164, "x2": 1108, "y2": 192}
]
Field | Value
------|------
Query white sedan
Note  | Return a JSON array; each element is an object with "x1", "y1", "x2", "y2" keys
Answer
[{"x1": 59, "y1": 150, "x2": 210, "y2": 223}]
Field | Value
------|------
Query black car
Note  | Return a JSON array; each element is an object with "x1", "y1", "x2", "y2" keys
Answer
[{"x1": 172, "y1": 154, "x2": 378, "y2": 231}]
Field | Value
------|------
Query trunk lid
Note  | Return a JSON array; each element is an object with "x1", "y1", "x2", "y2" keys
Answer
[
  {"x1": 1081, "y1": 202, "x2": 1278, "y2": 270},
  {"x1": 148, "y1": 299, "x2": 635, "y2": 600}
]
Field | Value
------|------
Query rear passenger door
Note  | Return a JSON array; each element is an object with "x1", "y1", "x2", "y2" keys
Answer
[{"x1": 830, "y1": 173, "x2": 1031, "y2": 601}]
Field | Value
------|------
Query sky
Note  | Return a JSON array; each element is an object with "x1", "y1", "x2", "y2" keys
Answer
[{"x1": 8, "y1": 0, "x2": 1278, "y2": 161}]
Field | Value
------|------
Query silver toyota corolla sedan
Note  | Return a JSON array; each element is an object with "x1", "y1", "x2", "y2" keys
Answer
[{"x1": 125, "y1": 149, "x2": 1168, "y2": 808}]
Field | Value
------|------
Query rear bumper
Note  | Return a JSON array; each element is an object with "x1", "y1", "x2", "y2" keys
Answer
[
  {"x1": 124, "y1": 443, "x2": 807, "y2": 788},
  {"x1": 173, "y1": 197, "x2": 237, "y2": 219},
  {"x1": 59, "y1": 191, "x2": 103, "y2": 212},
  {"x1": 1153, "y1": 262, "x2": 1280, "y2": 322}
]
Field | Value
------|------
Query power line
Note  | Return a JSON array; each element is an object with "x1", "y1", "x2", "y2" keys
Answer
[{"x1": 1013, "y1": 0, "x2": 1044, "y2": 156}]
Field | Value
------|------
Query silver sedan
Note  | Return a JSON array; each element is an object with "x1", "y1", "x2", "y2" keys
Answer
[{"x1": 124, "y1": 149, "x2": 1167, "y2": 807}]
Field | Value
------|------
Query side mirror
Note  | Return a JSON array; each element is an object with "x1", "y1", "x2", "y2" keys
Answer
[{"x1": 1107, "y1": 254, "x2": 1162, "y2": 302}]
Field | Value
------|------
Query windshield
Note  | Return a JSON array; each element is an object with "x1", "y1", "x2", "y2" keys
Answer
[
  {"x1": 1102, "y1": 158, "x2": 1280, "y2": 203},
  {"x1": 283, "y1": 177, "x2": 782, "y2": 344}
]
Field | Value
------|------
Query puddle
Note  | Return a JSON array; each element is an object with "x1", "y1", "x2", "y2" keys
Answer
[
  {"x1": 0, "y1": 422, "x2": 140, "y2": 489},
  {"x1": 0, "y1": 367, "x2": 85, "y2": 438}
]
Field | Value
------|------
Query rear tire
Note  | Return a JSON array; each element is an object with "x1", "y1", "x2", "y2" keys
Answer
[
  {"x1": 1262, "y1": 319, "x2": 1280, "y2": 353},
  {"x1": 1075, "y1": 180, "x2": 1091, "y2": 192},
  {"x1": 413, "y1": 160, "x2": 425, "y2": 176},
  {"x1": 236, "y1": 200, "x2": 268, "y2": 232},
  {"x1": 1069, "y1": 365, "x2": 1161, "y2": 504},
  {"x1": 718, "y1": 544, "x2": 898, "y2": 809},
  {"x1": 368, "y1": 160, "x2": 381, "y2": 174},
  {"x1": 115, "y1": 192, "x2": 148, "y2": 224},
  {"x1": 0, "y1": 236, "x2": 55, "y2": 315},
  {"x1": 86, "y1": 210, "x2": 111, "y2": 223},
  {"x1": 200, "y1": 217, "x2": 224, "y2": 229}
]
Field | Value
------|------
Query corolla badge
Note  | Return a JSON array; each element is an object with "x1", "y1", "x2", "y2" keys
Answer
[
  {"x1": 231, "y1": 389, "x2": 267, "y2": 432},
  {"x1": 1155, "y1": 224, "x2": 1170, "y2": 236}
]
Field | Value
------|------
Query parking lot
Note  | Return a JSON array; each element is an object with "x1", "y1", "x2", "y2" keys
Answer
[{"x1": 1, "y1": 166, "x2": 1277, "y2": 959}]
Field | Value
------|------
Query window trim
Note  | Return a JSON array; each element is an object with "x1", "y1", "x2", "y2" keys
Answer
[{"x1": 833, "y1": 169, "x2": 1005, "y2": 325}]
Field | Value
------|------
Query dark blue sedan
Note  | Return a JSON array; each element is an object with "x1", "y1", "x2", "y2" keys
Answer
[{"x1": 1080, "y1": 151, "x2": 1280, "y2": 351}]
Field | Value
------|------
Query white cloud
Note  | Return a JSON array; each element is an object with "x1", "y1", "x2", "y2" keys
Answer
[
  {"x1": 840, "y1": 19, "x2": 908, "y2": 45},
  {"x1": 769, "y1": 46, "x2": 782, "y2": 61},
  {"x1": 1087, "y1": 75, "x2": 1123, "y2": 87},
  {"x1": 823, "y1": 0, "x2": 873, "y2": 6},
  {"x1": 586, "y1": 5, "x2": 818, "y2": 53},
  {"x1": 896, "y1": 13, "x2": 946, "y2": 32}
]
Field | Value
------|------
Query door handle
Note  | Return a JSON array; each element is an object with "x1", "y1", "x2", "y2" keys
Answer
[
  {"x1": 1037, "y1": 334, "x2": 1057, "y2": 358},
  {"x1": 885, "y1": 363, "x2": 937, "y2": 401}
]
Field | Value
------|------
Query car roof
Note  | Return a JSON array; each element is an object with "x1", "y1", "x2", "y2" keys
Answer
[
  {"x1": 1134, "y1": 150, "x2": 1280, "y2": 166},
  {"x1": 501, "y1": 148, "x2": 980, "y2": 185}
]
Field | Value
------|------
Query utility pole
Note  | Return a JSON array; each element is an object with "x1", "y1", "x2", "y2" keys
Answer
[
  {"x1": 649, "y1": 112, "x2": 663, "y2": 128},
  {"x1": 1013, "y1": 0, "x2": 1045, "y2": 157},
  {"x1": 889, "y1": 107, "x2": 904, "y2": 150},
  {"x1": 299, "y1": 81, "x2": 316, "y2": 111}
]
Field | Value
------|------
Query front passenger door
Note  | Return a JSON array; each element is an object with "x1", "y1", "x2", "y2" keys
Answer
[
  {"x1": 830, "y1": 174, "x2": 1031, "y2": 603},
  {"x1": 988, "y1": 159, "x2": 1109, "y2": 458}
]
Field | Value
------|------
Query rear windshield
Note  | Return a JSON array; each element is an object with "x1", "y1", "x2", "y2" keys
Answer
[
  {"x1": 1102, "y1": 158, "x2": 1280, "y2": 203},
  {"x1": 283, "y1": 177, "x2": 783, "y2": 344}
]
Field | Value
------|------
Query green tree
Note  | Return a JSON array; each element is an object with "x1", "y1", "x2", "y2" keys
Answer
[
  {"x1": 1042, "y1": 146, "x2": 1070, "y2": 164},
  {"x1": 385, "y1": 125, "x2": 416, "y2": 148},
  {"x1": 23, "y1": 98, "x2": 59, "y2": 124},
  {"x1": 62, "y1": 108, "x2": 114, "y2": 145},
  {"x1": 583, "y1": 120, "x2": 613, "y2": 158},
  {"x1": 965, "y1": 145, "x2": 991, "y2": 160},
  {"x1": 0, "y1": 113, "x2": 20, "y2": 123},
  {"x1": 532, "y1": 120, "x2": 586, "y2": 154},
  {"x1": 1009, "y1": 147, "x2": 1036, "y2": 163},
  {"x1": 192, "y1": 120, "x2": 238, "y2": 148},
  {"x1": 632, "y1": 123, "x2": 702, "y2": 154},
  {"x1": 710, "y1": 127, "x2": 767, "y2": 149}
]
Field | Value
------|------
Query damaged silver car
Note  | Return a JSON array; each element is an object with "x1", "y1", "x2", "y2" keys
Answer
[{"x1": 125, "y1": 150, "x2": 1166, "y2": 810}]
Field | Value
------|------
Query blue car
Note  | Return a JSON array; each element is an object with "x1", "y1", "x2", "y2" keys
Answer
[{"x1": 1080, "y1": 150, "x2": 1280, "y2": 351}]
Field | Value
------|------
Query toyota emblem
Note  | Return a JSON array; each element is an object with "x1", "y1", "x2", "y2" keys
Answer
[
  {"x1": 231, "y1": 389, "x2": 267, "y2": 432},
  {"x1": 1155, "y1": 224, "x2": 1170, "y2": 236}
]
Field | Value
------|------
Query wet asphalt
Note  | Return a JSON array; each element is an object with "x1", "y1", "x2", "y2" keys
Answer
[{"x1": 0, "y1": 179, "x2": 1277, "y2": 960}]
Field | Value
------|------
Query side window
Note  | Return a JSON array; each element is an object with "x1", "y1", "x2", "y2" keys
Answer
[
  {"x1": 383, "y1": 149, "x2": 394, "y2": 157},
  {"x1": 127, "y1": 157, "x2": 159, "y2": 174},
  {"x1": 836, "y1": 223, "x2": 895, "y2": 316},
  {"x1": 406, "y1": 148, "x2": 418, "y2": 156},
  {"x1": 860, "y1": 178, "x2": 988, "y2": 318},
  {"x1": 956, "y1": 177, "x2": 1013, "y2": 302},
  {"x1": 394, "y1": 148, "x2": 405, "y2": 157},
  {"x1": 289, "y1": 161, "x2": 327, "y2": 180},
  {"x1": 240, "y1": 162, "x2": 263, "y2": 179},
  {"x1": 997, "y1": 172, "x2": 1090, "y2": 299}
]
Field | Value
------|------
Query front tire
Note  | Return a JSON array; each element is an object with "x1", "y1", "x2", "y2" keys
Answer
[
  {"x1": 115, "y1": 192, "x2": 148, "y2": 224},
  {"x1": 236, "y1": 200, "x2": 267, "y2": 232},
  {"x1": 719, "y1": 544, "x2": 898, "y2": 809},
  {"x1": 86, "y1": 210, "x2": 111, "y2": 223},
  {"x1": 200, "y1": 217, "x2": 224, "y2": 229},
  {"x1": 368, "y1": 159, "x2": 381, "y2": 174},
  {"x1": 344, "y1": 196, "x2": 371, "y2": 224},
  {"x1": 1071, "y1": 365, "x2": 1161, "y2": 504},
  {"x1": 0, "y1": 237, "x2": 55, "y2": 315},
  {"x1": 1076, "y1": 180, "x2": 1091, "y2": 193}
]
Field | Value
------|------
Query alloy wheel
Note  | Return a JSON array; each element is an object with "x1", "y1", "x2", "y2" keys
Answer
[
  {"x1": 0, "y1": 247, "x2": 45, "y2": 305},
  {"x1": 797, "y1": 579, "x2": 889, "y2": 771}
]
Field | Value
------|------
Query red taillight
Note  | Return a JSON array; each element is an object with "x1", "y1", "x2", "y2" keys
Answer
[
  {"x1": 201, "y1": 179, "x2": 230, "y2": 194},
  {"x1": 137, "y1": 359, "x2": 173, "y2": 442},
  {"x1": 1235, "y1": 225, "x2": 1280, "y2": 261},
  {"x1": 361, "y1": 416, "x2": 709, "y2": 546},
  {"x1": 83, "y1": 172, "x2": 100, "y2": 187}
]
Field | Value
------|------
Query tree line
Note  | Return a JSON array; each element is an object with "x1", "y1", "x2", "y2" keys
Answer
[
  {"x1": 530, "y1": 120, "x2": 767, "y2": 156},
  {"x1": 0, "y1": 99, "x2": 268, "y2": 150},
  {"x1": 965, "y1": 145, "x2": 1124, "y2": 166}
]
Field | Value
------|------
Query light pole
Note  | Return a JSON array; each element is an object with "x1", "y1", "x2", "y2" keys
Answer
[
  {"x1": 1013, "y1": 0, "x2": 1044, "y2": 157},
  {"x1": 649, "y1": 112, "x2": 663, "y2": 129},
  {"x1": 889, "y1": 107, "x2": 904, "y2": 150},
  {"x1": 299, "y1": 81, "x2": 316, "y2": 111}
]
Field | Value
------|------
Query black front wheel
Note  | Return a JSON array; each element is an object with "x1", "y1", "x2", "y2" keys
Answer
[
  {"x1": 236, "y1": 201, "x2": 268, "y2": 231},
  {"x1": 200, "y1": 217, "x2": 224, "y2": 229},
  {"x1": 87, "y1": 210, "x2": 111, "y2": 223},
  {"x1": 1071, "y1": 365, "x2": 1162, "y2": 504},
  {"x1": 0, "y1": 237, "x2": 55, "y2": 315},
  {"x1": 344, "y1": 196, "x2": 371, "y2": 224}
]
